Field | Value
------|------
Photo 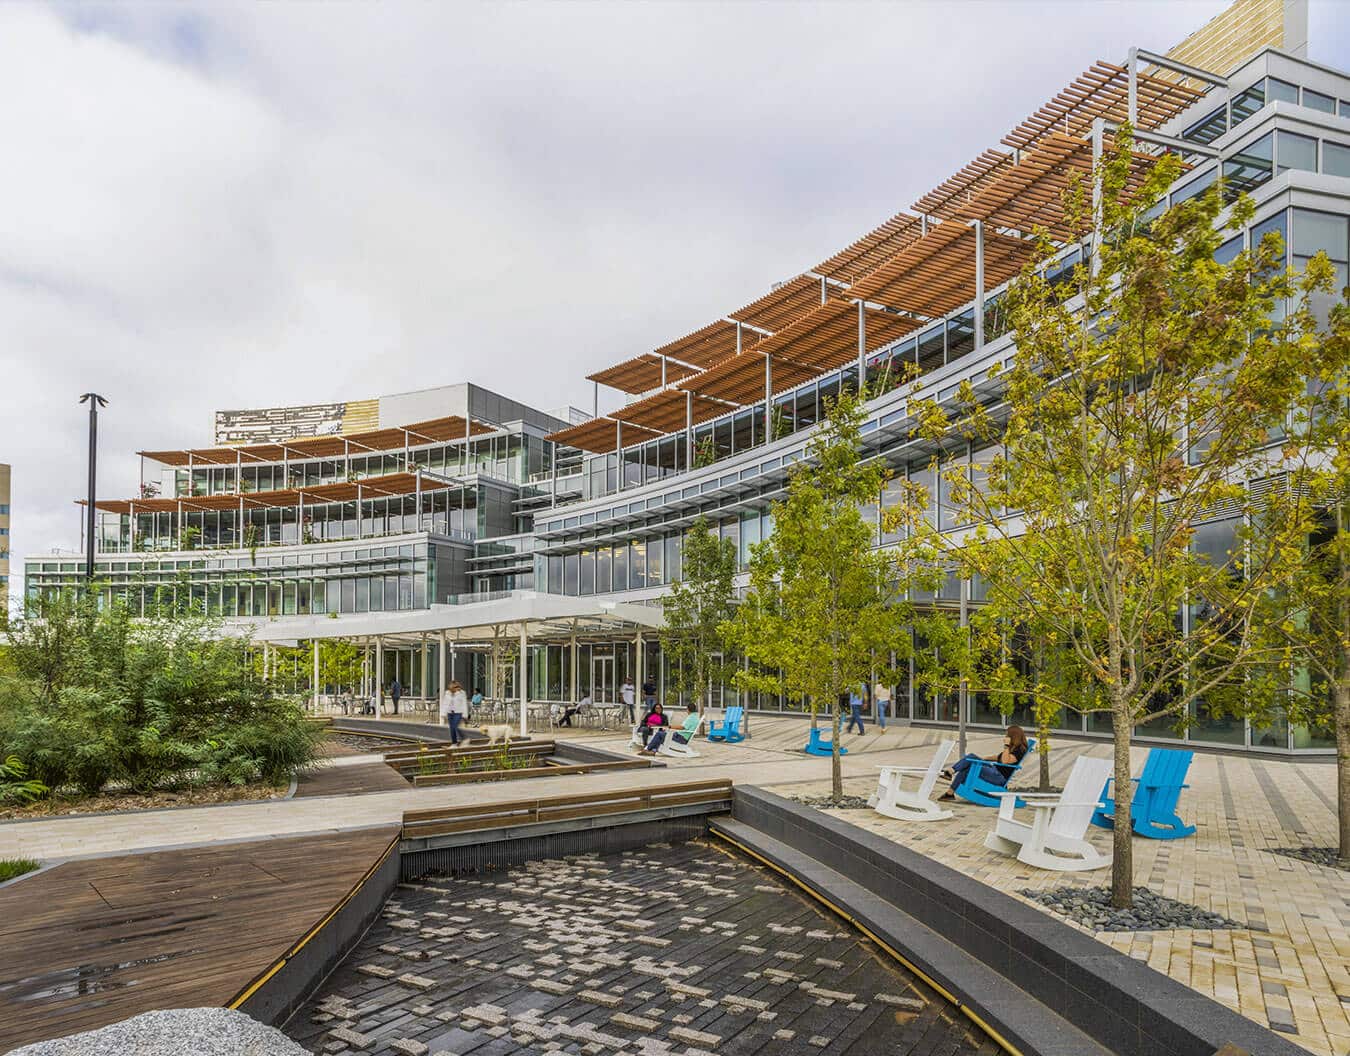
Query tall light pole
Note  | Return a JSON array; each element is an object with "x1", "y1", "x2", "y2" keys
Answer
[{"x1": 80, "y1": 393, "x2": 108, "y2": 582}]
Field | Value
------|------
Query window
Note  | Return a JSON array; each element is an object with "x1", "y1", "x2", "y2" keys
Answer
[
  {"x1": 1230, "y1": 80, "x2": 1266, "y2": 124},
  {"x1": 1222, "y1": 132, "x2": 1273, "y2": 201},
  {"x1": 1182, "y1": 105, "x2": 1227, "y2": 145},
  {"x1": 1303, "y1": 88, "x2": 1336, "y2": 114},
  {"x1": 1324, "y1": 140, "x2": 1350, "y2": 178},
  {"x1": 1214, "y1": 234, "x2": 1243, "y2": 265},
  {"x1": 1292, "y1": 208, "x2": 1349, "y2": 294},
  {"x1": 1172, "y1": 166, "x2": 1217, "y2": 205},
  {"x1": 1275, "y1": 130, "x2": 1317, "y2": 174},
  {"x1": 1268, "y1": 77, "x2": 1299, "y2": 104}
]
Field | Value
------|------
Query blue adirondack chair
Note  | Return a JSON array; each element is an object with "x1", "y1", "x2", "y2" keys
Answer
[
  {"x1": 706, "y1": 706, "x2": 745, "y2": 743},
  {"x1": 804, "y1": 727, "x2": 847, "y2": 756},
  {"x1": 952, "y1": 738, "x2": 1036, "y2": 808},
  {"x1": 1091, "y1": 747, "x2": 1195, "y2": 840}
]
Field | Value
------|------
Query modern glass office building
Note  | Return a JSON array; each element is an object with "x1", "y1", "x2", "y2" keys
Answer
[{"x1": 26, "y1": 0, "x2": 1340, "y2": 753}]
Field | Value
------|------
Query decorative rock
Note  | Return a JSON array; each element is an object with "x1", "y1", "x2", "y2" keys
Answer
[
  {"x1": 1019, "y1": 885, "x2": 1243, "y2": 933},
  {"x1": 875, "y1": 994, "x2": 924, "y2": 1010},
  {"x1": 397, "y1": 974, "x2": 437, "y2": 991},
  {"x1": 328, "y1": 1025, "x2": 374, "y2": 1050},
  {"x1": 388, "y1": 1040, "x2": 429, "y2": 1056},
  {"x1": 668, "y1": 1026, "x2": 722, "y2": 1048},
  {"x1": 611, "y1": 1012, "x2": 660, "y2": 1031},
  {"x1": 579, "y1": 989, "x2": 623, "y2": 1008},
  {"x1": 357, "y1": 964, "x2": 395, "y2": 979}
]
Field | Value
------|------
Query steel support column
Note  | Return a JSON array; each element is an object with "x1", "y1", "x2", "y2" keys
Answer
[
  {"x1": 312, "y1": 639, "x2": 320, "y2": 711},
  {"x1": 856, "y1": 301, "x2": 867, "y2": 388},
  {"x1": 763, "y1": 355, "x2": 773, "y2": 440},
  {"x1": 518, "y1": 625, "x2": 529, "y2": 738},
  {"x1": 972, "y1": 219, "x2": 985, "y2": 349}
]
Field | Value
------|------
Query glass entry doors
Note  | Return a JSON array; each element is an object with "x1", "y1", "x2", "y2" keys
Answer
[{"x1": 592, "y1": 653, "x2": 616, "y2": 703}]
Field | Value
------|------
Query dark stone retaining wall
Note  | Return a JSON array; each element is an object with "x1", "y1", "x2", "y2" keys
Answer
[
  {"x1": 239, "y1": 830, "x2": 402, "y2": 1028},
  {"x1": 724, "y1": 786, "x2": 1300, "y2": 1056}
]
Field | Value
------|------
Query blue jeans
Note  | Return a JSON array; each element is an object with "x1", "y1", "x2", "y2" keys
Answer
[
  {"x1": 448, "y1": 712, "x2": 464, "y2": 745},
  {"x1": 950, "y1": 754, "x2": 1009, "y2": 793},
  {"x1": 877, "y1": 701, "x2": 888, "y2": 729},
  {"x1": 846, "y1": 703, "x2": 865, "y2": 734},
  {"x1": 645, "y1": 727, "x2": 667, "y2": 752}
]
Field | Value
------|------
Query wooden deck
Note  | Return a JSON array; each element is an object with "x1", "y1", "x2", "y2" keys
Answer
[{"x1": 0, "y1": 826, "x2": 400, "y2": 1052}]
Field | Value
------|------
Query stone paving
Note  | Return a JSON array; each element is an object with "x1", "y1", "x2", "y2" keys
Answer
[
  {"x1": 769, "y1": 735, "x2": 1346, "y2": 1056},
  {"x1": 1, "y1": 717, "x2": 1341, "y2": 1054},
  {"x1": 284, "y1": 840, "x2": 1000, "y2": 1056}
]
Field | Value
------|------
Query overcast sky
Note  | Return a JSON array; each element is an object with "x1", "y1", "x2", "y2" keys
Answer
[{"x1": 3, "y1": 1, "x2": 1347, "y2": 600}]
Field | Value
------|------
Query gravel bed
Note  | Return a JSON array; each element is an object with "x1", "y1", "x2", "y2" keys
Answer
[
  {"x1": 791, "y1": 793, "x2": 873, "y2": 810},
  {"x1": 1268, "y1": 845, "x2": 1350, "y2": 871},
  {"x1": 9, "y1": 1008, "x2": 308, "y2": 1056},
  {"x1": 1021, "y1": 885, "x2": 1244, "y2": 932}
]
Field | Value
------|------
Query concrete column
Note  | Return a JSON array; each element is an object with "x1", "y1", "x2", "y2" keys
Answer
[
  {"x1": 421, "y1": 633, "x2": 429, "y2": 703},
  {"x1": 519, "y1": 625, "x2": 529, "y2": 738},
  {"x1": 635, "y1": 631, "x2": 644, "y2": 704},
  {"x1": 312, "y1": 639, "x2": 320, "y2": 711},
  {"x1": 570, "y1": 631, "x2": 579, "y2": 704},
  {"x1": 763, "y1": 356, "x2": 773, "y2": 441},
  {"x1": 376, "y1": 637, "x2": 385, "y2": 712},
  {"x1": 438, "y1": 631, "x2": 447, "y2": 695}
]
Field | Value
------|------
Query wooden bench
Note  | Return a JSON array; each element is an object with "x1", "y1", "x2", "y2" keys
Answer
[
  {"x1": 411, "y1": 756, "x2": 652, "y2": 787},
  {"x1": 401, "y1": 779, "x2": 734, "y2": 841},
  {"x1": 384, "y1": 740, "x2": 555, "y2": 776}
]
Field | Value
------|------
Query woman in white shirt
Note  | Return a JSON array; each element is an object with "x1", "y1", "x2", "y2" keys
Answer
[
  {"x1": 873, "y1": 682, "x2": 892, "y2": 730},
  {"x1": 440, "y1": 680, "x2": 469, "y2": 745}
]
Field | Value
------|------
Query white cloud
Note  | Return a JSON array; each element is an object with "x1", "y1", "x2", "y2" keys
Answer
[{"x1": 1, "y1": 0, "x2": 1252, "y2": 604}]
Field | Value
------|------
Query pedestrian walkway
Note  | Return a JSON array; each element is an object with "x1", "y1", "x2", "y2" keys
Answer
[{"x1": 1, "y1": 718, "x2": 1340, "y2": 1054}]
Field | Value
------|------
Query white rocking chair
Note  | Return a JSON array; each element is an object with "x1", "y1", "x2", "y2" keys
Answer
[
  {"x1": 658, "y1": 715, "x2": 705, "y2": 759},
  {"x1": 984, "y1": 755, "x2": 1113, "y2": 872},
  {"x1": 868, "y1": 740, "x2": 956, "y2": 822}
]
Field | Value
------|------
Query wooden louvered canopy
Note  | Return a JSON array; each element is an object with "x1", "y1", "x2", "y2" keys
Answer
[
  {"x1": 141, "y1": 415, "x2": 493, "y2": 468},
  {"x1": 849, "y1": 221, "x2": 1035, "y2": 319},
  {"x1": 652, "y1": 320, "x2": 745, "y2": 370},
  {"x1": 610, "y1": 389, "x2": 731, "y2": 436},
  {"x1": 913, "y1": 150, "x2": 1014, "y2": 224},
  {"x1": 586, "y1": 354, "x2": 700, "y2": 396},
  {"x1": 90, "y1": 472, "x2": 450, "y2": 515},
  {"x1": 1002, "y1": 61, "x2": 1204, "y2": 152},
  {"x1": 812, "y1": 211, "x2": 923, "y2": 286},
  {"x1": 729, "y1": 274, "x2": 825, "y2": 334},
  {"x1": 546, "y1": 415, "x2": 663, "y2": 456}
]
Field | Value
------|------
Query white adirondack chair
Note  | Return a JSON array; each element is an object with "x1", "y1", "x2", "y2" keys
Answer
[
  {"x1": 983, "y1": 755, "x2": 1113, "y2": 872},
  {"x1": 867, "y1": 740, "x2": 957, "y2": 822},
  {"x1": 658, "y1": 715, "x2": 705, "y2": 759}
]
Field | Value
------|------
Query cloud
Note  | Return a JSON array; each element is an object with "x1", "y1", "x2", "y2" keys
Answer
[{"x1": 0, "y1": 0, "x2": 1239, "y2": 604}]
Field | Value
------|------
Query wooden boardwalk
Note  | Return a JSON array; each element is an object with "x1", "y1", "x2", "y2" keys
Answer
[{"x1": 0, "y1": 826, "x2": 399, "y2": 1052}]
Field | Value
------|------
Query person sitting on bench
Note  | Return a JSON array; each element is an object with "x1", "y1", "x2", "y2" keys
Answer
[{"x1": 638, "y1": 702, "x2": 669, "y2": 753}]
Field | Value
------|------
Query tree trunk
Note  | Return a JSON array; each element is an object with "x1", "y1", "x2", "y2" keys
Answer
[
  {"x1": 1337, "y1": 679, "x2": 1350, "y2": 865},
  {"x1": 1038, "y1": 732, "x2": 1051, "y2": 793},
  {"x1": 1110, "y1": 699, "x2": 1134, "y2": 908},
  {"x1": 831, "y1": 706, "x2": 843, "y2": 804}
]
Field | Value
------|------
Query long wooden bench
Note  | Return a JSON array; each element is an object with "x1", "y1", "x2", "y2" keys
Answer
[
  {"x1": 401, "y1": 779, "x2": 734, "y2": 841},
  {"x1": 411, "y1": 757, "x2": 651, "y2": 787}
]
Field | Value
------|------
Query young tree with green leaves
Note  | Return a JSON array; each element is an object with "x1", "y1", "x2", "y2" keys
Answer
[
  {"x1": 724, "y1": 384, "x2": 929, "y2": 803},
  {"x1": 914, "y1": 127, "x2": 1341, "y2": 907},
  {"x1": 660, "y1": 516, "x2": 738, "y2": 716}
]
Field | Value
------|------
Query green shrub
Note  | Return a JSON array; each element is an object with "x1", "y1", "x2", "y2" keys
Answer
[
  {"x1": 0, "y1": 593, "x2": 322, "y2": 797},
  {"x1": 0, "y1": 755, "x2": 47, "y2": 805}
]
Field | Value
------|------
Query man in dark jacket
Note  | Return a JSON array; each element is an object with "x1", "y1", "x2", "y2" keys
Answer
[{"x1": 390, "y1": 678, "x2": 402, "y2": 715}]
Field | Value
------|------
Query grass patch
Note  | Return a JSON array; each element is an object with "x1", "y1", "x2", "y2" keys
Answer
[{"x1": 0, "y1": 858, "x2": 39, "y2": 883}]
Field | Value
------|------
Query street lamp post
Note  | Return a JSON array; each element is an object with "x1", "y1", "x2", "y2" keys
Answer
[{"x1": 80, "y1": 393, "x2": 108, "y2": 582}]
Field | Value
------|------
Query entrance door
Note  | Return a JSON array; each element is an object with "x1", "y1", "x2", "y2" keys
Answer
[{"x1": 592, "y1": 654, "x2": 616, "y2": 703}]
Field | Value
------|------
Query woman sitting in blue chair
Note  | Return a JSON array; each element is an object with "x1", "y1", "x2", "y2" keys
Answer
[{"x1": 938, "y1": 726, "x2": 1028, "y2": 801}]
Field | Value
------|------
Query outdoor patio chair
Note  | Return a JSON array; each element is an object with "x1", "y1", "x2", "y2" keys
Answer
[
  {"x1": 1091, "y1": 747, "x2": 1196, "y2": 840},
  {"x1": 706, "y1": 706, "x2": 745, "y2": 743},
  {"x1": 984, "y1": 754, "x2": 1112, "y2": 872},
  {"x1": 804, "y1": 727, "x2": 847, "y2": 756},
  {"x1": 952, "y1": 737, "x2": 1036, "y2": 807},
  {"x1": 658, "y1": 714, "x2": 705, "y2": 759},
  {"x1": 867, "y1": 740, "x2": 956, "y2": 821}
]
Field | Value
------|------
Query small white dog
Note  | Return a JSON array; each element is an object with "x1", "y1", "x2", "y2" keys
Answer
[{"x1": 482, "y1": 724, "x2": 514, "y2": 746}]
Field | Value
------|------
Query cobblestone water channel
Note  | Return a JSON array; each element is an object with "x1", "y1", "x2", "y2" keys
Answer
[{"x1": 286, "y1": 839, "x2": 999, "y2": 1056}]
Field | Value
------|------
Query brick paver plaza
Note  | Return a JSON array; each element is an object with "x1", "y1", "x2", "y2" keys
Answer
[
  {"x1": 287, "y1": 841, "x2": 998, "y2": 1056},
  {"x1": 1, "y1": 718, "x2": 1342, "y2": 1054}
]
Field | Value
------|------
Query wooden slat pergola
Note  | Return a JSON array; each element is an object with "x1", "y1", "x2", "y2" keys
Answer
[
  {"x1": 586, "y1": 354, "x2": 701, "y2": 396},
  {"x1": 812, "y1": 211, "x2": 924, "y2": 287},
  {"x1": 1001, "y1": 61, "x2": 1205, "y2": 152},
  {"x1": 141, "y1": 415, "x2": 494, "y2": 468},
  {"x1": 849, "y1": 221, "x2": 1036, "y2": 319},
  {"x1": 89, "y1": 471, "x2": 453, "y2": 515},
  {"x1": 608, "y1": 388, "x2": 731, "y2": 436},
  {"x1": 545, "y1": 416, "x2": 663, "y2": 456}
]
